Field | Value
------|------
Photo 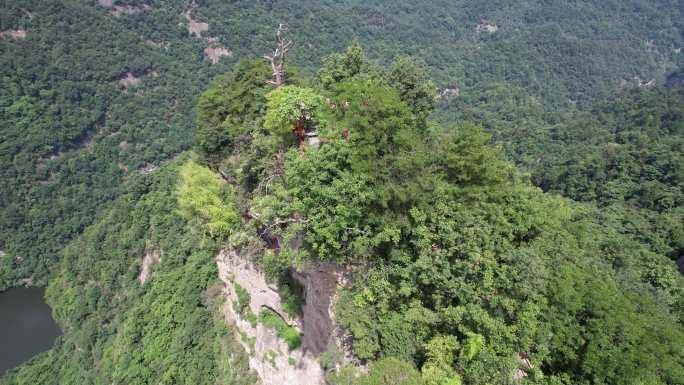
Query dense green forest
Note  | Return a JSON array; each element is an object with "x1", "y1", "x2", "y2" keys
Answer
[
  {"x1": 7, "y1": 44, "x2": 682, "y2": 384},
  {"x1": 0, "y1": 0, "x2": 230, "y2": 288},
  {"x1": 1, "y1": 0, "x2": 684, "y2": 384},
  {"x1": 439, "y1": 81, "x2": 684, "y2": 265},
  {"x1": 185, "y1": 48, "x2": 684, "y2": 384},
  {"x1": 1, "y1": 0, "x2": 682, "y2": 289},
  {"x1": 1, "y1": 161, "x2": 255, "y2": 384}
]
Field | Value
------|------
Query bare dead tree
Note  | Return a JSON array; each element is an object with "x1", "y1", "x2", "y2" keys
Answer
[{"x1": 263, "y1": 24, "x2": 292, "y2": 87}]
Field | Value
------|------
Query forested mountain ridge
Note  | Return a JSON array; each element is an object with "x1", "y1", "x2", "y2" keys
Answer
[
  {"x1": 4, "y1": 41, "x2": 683, "y2": 384},
  {"x1": 1, "y1": 0, "x2": 682, "y2": 289},
  {"x1": 2, "y1": 160, "x2": 257, "y2": 384},
  {"x1": 183, "y1": 48, "x2": 684, "y2": 384},
  {"x1": 191, "y1": 0, "x2": 684, "y2": 106},
  {"x1": 0, "y1": 1, "x2": 683, "y2": 384},
  {"x1": 0, "y1": 0, "x2": 230, "y2": 288},
  {"x1": 439, "y1": 82, "x2": 684, "y2": 265}
]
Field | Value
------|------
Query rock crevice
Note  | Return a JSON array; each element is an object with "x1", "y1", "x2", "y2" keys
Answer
[{"x1": 217, "y1": 249, "x2": 326, "y2": 385}]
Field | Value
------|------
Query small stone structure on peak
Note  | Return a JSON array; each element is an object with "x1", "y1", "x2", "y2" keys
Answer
[{"x1": 476, "y1": 20, "x2": 498, "y2": 33}]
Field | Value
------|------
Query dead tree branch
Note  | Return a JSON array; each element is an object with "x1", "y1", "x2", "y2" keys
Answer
[{"x1": 264, "y1": 23, "x2": 292, "y2": 87}]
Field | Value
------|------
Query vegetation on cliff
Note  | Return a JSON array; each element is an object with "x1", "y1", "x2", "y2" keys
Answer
[
  {"x1": 1, "y1": 0, "x2": 682, "y2": 290},
  {"x1": 1, "y1": 162, "x2": 255, "y2": 385},
  {"x1": 1, "y1": 1, "x2": 683, "y2": 384},
  {"x1": 188, "y1": 43, "x2": 684, "y2": 384}
]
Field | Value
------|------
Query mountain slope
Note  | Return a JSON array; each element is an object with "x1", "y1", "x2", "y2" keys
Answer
[
  {"x1": 1, "y1": 159, "x2": 256, "y2": 385},
  {"x1": 2, "y1": 39, "x2": 684, "y2": 385},
  {"x1": 1, "y1": 0, "x2": 683, "y2": 289}
]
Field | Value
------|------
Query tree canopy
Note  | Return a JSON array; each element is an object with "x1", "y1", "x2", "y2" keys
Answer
[
  {"x1": 186, "y1": 45, "x2": 684, "y2": 385},
  {"x1": 1, "y1": 1, "x2": 683, "y2": 384}
]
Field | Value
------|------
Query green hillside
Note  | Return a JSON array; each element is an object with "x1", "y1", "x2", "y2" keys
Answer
[
  {"x1": 2, "y1": 161, "x2": 255, "y2": 384},
  {"x1": 1, "y1": 1, "x2": 683, "y2": 384},
  {"x1": 1, "y1": 0, "x2": 682, "y2": 288},
  {"x1": 5, "y1": 42, "x2": 684, "y2": 384}
]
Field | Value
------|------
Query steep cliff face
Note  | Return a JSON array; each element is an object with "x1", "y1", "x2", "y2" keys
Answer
[
  {"x1": 291, "y1": 264, "x2": 353, "y2": 358},
  {"x1": 216, "y1": 250, "x2": 352, "y2": 385}
]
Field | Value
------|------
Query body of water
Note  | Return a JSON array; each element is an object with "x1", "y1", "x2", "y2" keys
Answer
[{"x1": 0, "y1": 287, "x2": 61, "y2": 374}]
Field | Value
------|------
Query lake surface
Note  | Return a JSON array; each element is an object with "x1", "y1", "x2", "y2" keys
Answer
[{"x1": 0, "y1": 287, "x2": 61, "y2": 374}]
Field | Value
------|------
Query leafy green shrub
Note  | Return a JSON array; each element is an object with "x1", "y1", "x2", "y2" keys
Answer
[
  {"x1": 263, "y1": 86, "x2": 323, "y2": 139},
  {"x1": 280, "y1": 327, "x2": 302, "y2": 351},
  {"x1": 259, "y1": 308, "x2": 301, "y2": 350},
  {"x1": 387, "y1": 56, "x2": 436, "y2": 122},
  {"x1": 233, "y1": 283, "x2": 250, "y2": 314},
  {"x1": 317, "y1": 40, "x2": 366, "y2": 88},
  {"x1": 195, "y1": 59, "x2": 271, "y2": 165},
  {"x1": 265, "y1": 350, "x2": 278, "y2": 367},
  {"x1": 421, "y1": 336, "x2": 461, "y2": 385},
  {"x1": 244, "y1": 310, "x2": 258, "y2": 328},
  {"x1": 320, "y1": 347, "x2": 343, "y2": 371},
  {"x1": 326, "y1": 366, "x2": 363, "y2": 385},
  {"x1": 359, "y1": 357, "x2": 425, "y2": 385},
  {"x1": 461, "y1": 332, "x2": 484, "y2": 362},
  {"x1": 279, "y1": 276, "x2": 304, "y2": 318},
  {"x1": 177, "y1": 160, "x2": 238, "y2": 238}
]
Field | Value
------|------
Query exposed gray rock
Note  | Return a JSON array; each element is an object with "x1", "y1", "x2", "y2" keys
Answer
[
  {"x1": 292, "y1": 263, "x2": 351, "y2": 355},
  {"x1": 0, "y1": 29, "x2": 27, "y2": 40},
  {"x1": 217, "y1": 249, "x2": 325, "y2": 385}
]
